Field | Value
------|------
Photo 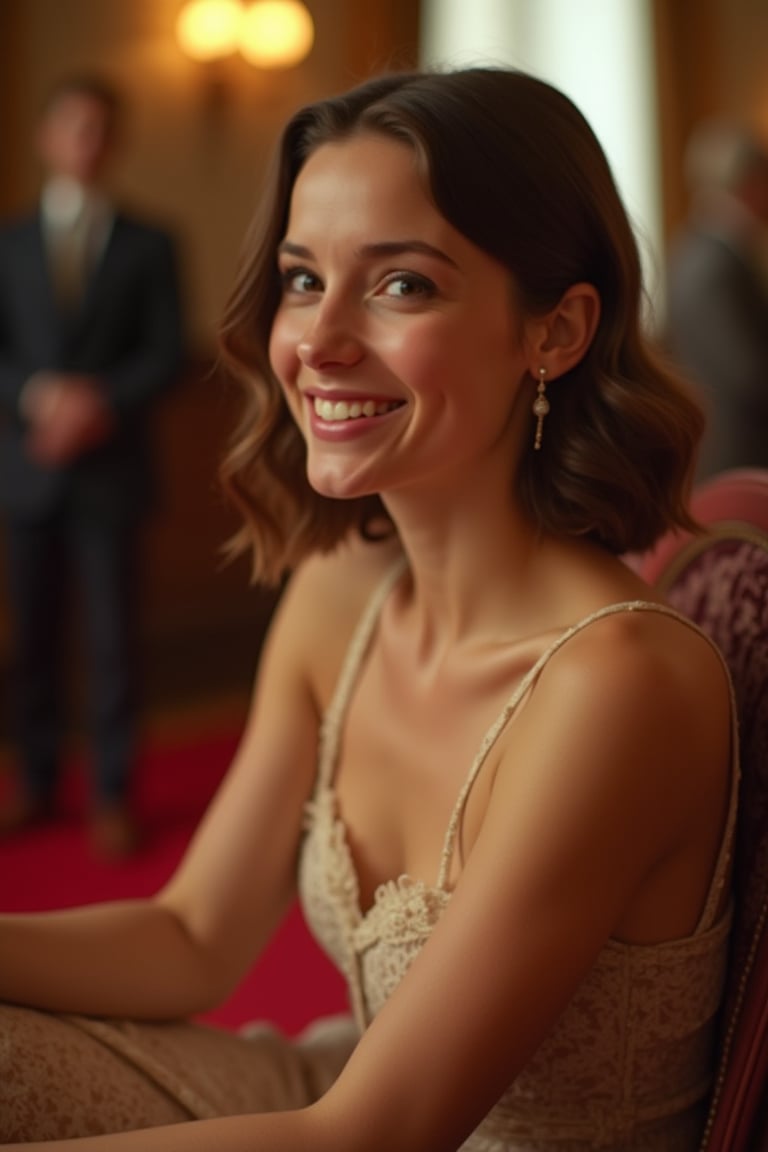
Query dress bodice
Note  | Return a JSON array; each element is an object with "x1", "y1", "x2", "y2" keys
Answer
[{"x1": 298, "y1": 560, "x2": 739, "y2": 1150}]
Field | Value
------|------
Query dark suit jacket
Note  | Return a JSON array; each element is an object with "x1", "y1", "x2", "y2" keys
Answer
[
  {"x1": 666, "y1": 223, "x2": 768, "y2": 478},
  {"x1": 0, "y1": 208, "x2": 183, "y2": 519}
]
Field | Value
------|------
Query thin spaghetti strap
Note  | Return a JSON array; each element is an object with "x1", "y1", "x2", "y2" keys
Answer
[
  {"x1": 437, "y1": 645, "x2": 553, "y2": 890},
  {"x1": 437, "y1": 600, "x2": 740, "y2": 901},
  {"x1": 316, "y1": 556, "x2": 408, "y2": 790}
]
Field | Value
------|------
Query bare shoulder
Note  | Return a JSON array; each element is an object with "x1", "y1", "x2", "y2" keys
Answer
[
  {"x1": 268, "y1": 532, "x2": 404, "y2": 705},
  {"x1": 293, "y1": 530, "x2": 402, "y2": 598},
  {"x1": 478, "y1": 600, "x2": 734, "y2": 944},
  {"x1": 540, "y1": 603, "x2": 730, "y2": 724},
  {"x1": 518, "y1": 601, "x2": 733, "y2": 833},
  {"x1": 285, "y1": 531, "x2": 403, "y2": 634}
]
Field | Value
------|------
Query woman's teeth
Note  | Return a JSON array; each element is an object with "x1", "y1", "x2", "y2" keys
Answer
[{"x1": 313, "y1": 397, "x2": 399, "y2": 422}]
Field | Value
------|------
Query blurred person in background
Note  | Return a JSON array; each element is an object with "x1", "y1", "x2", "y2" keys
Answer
[
  {"x1": 0, "y1": 74, "x2": 183, "y2": 856},
  {"x1": 666, "y1": 119, "x2": 768, "y2": 478}
]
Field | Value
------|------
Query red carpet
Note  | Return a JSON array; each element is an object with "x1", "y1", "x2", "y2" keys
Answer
[{"x1": 0, "y1": 726, "x2": 347, "y2": 1033}]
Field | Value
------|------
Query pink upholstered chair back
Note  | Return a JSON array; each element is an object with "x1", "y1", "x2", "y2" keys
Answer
[{"x1": 635, "y1": 469, "x2": 768, "y2": 1151}]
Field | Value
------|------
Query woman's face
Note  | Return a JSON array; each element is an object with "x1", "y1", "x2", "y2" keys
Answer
[{"x1": 269, "y1": 132, "x2": 535, "y2": 503}]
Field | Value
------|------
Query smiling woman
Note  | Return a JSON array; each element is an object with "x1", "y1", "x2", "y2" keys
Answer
[
  {"x1": 220, "y1": 69, "x2": 703, "y2": 586},
  {"x1": 0, "y1": 68, "x2": 736, "y2": 1152},
  {"x1": 268, "y1": 132, "x2": 536, "y2": 502}
]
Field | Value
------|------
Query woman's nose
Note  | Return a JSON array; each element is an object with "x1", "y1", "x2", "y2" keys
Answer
[{"x1": 297, "y1": 308, "x2": 363, "y2": 371}]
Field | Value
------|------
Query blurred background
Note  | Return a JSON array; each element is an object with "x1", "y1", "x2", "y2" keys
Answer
[{"x1": 0, "y1": 0, "x2": 765, "y2": 736}]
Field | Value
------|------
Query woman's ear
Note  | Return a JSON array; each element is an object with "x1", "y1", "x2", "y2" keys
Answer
[{"x1": 525, "y1": 283, "x2": 601, "y2": 380}]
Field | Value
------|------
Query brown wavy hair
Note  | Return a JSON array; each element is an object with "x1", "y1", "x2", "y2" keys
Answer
[{"x1": 219, "y1": 68, "x2": 703, "y2": 585}]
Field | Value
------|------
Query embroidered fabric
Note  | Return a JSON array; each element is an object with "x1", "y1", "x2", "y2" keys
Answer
[
  {"x1": 0, "y1": 1003, "x2": 359, "y2": 1141},
  {"x1": 298, "y1": 559, "x2": 741, "y2": 1150}
]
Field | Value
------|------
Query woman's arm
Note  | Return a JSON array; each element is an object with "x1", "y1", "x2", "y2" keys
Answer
[
  {"x1": 300, "y1": 610, "x2": 733, "y2": 1152},
  {"x1": 2, "y1": 1109, "x2": 327, "y2": 1152},
  {"x1": 1, "y1": 609, "x2": 733, "y2": 1152},
  {"x1": 0, "y1": 556, "x2": 336, "y2": 1020}
]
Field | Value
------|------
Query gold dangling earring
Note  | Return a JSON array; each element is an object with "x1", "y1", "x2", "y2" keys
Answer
[{"x1": 532, "y1": 367, "x2": 550, "y2": 451}]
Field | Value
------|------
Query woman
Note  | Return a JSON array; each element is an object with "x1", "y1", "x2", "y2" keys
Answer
[{"x1": 0, "y1": 68, "x2": 736, "y2": 1151}]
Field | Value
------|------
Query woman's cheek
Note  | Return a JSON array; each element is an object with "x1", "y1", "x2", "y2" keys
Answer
[{"x1": 268, "y1": 321, "x2": 295, "y2": 389}]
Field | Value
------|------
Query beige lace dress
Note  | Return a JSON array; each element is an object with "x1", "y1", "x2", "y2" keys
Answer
[
  {"x1": 298, "y1": 561, "x2": 740, "y2": 1151},
  {"x1": 0, "y1": 562, "x2": 739, "y2": 1148}
]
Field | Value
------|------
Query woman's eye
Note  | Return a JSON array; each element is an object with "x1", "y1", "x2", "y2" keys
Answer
[
  {"x1": 280, "y1": 267, "x2": 321, "y2": 294},
  {"x1": 381, "y1": 273, "x2": 434, "y2": 299}
]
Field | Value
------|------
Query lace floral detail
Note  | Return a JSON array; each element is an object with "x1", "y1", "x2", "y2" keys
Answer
[
  {"x1": 300, "y1": 787, "x2": 359, "y2": 992},
  {"x1": 354, "y1": 877, "x2": 450, "y2": 1021},
  {"x1": 300, "y1": 785, "x2": 450, "y2": 1026},
  {"x1": 355, "y1": 875, "x2": 451, "y2": 950}
]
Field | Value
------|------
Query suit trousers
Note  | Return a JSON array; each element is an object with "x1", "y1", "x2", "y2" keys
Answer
[{"x1": 5, "y1": 497, "x2": 140, "y2": 805}]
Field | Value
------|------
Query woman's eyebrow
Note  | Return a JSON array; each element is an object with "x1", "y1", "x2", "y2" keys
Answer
[
  {"x1": 277, "y1": 238, "x2": 458, "y2": 268},
  {"x1": 357, "y1": 240, "x2": 459, "y2": 268},
  {"x1": 277, "y1": 240, "x2": 313, "y2": 259}
]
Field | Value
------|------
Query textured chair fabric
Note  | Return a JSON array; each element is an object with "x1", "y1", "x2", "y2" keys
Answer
[{"x1": 635, "y1": 469, "x2": 768, "y2": 1152}]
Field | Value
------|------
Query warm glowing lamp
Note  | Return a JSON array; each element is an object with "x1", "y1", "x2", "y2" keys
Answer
[
  {"x1": 176, "y1": 0, "x2": 244, "y2": 61},
  {"x1": 239, "y1": 0, "x2": 314, "y2": 68}
]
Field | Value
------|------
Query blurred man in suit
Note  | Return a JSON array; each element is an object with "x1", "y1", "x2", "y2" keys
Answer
[
  {"x1": 666, "y1": 120, "x2": 768, "y2": 478},
  {"x1": 0, "y1": 74, "x2": 183, "y2": 855}
]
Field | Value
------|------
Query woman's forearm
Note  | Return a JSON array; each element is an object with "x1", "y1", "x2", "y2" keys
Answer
[
  {"x1": 0, "y1": 899, "x2": 227, "y2": 1019},
  {"x1": 2, "y1": 1107, "x2": 331, "y2": 1152}
]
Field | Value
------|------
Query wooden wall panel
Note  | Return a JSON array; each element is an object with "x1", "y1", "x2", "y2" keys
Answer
[{"x1": 653, "y1": 0, "x2": 768, "y2": 242}]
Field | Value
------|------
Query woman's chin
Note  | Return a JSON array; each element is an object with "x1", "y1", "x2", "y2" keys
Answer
[{"x1": 306, "y1": 463, "x2": 372, "y2": 502}]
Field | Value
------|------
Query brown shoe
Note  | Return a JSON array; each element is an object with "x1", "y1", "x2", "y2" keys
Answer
[{"x1": 89, "y1": 803, "x2": 141, "y2": 859}]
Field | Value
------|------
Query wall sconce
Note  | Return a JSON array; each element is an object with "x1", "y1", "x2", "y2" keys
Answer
[
  {"x1": 175, "y1": 0, "x2": 242, "y2": 60},
  {"x1": 240, "y1": 1, "x2": 314, "y2": 68},
  {"x1": 175, "y1": 0, "x2": 314, "y2": 68}
]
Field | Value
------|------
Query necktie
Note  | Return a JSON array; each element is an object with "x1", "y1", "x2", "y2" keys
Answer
[{"x1": 50, "y1": 207, "x2": 91, "y2": 309}]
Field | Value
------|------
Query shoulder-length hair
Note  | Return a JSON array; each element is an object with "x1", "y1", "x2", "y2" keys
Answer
[{"x1": 219, "y1": 67, "x2": 703, "y2": 585}]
